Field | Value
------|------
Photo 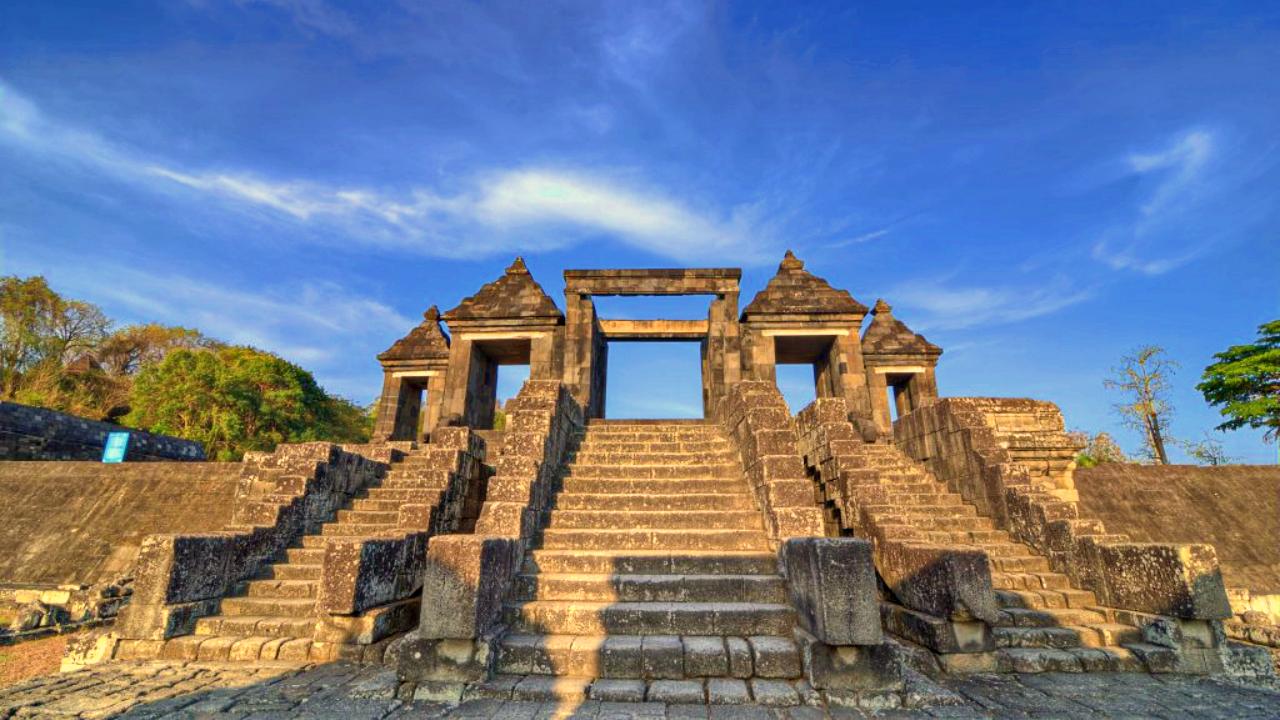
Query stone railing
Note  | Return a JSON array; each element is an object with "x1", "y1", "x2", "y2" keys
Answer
[
  {"x1": 795, "y1": 397, "x2": 999, "y2": 655},
  {"x1": 893, "y1": 398, "x2": 1232, "y2": 621},
  {"x1": 715, "y1": 381, "x2": 825, "y2": 540},
  {"x1": 398, "y1": 380, "x2": 582, "y2": 697},
  {"x1": 114, "y1": 443, "x2": 384, "y2": 640}
]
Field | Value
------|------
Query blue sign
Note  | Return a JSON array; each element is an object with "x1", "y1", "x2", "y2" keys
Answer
[{"x1": 102, "y1": 432, "x2": 130, "y2": 463}]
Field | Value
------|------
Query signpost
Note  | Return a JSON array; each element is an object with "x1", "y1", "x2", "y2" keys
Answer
[{"x1": 102, "y1": 432, "x2": 130, "y2": 463}]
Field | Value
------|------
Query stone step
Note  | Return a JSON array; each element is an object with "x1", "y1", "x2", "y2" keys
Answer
[
  {"x1": 375, "y1": 478, "x2": 449, "y2": 490},
  {"x1": 336, "y1": 509, "x2": 399, "y2": 524},
  {"x1": 350, "y1": 498, "x2": 404, "y2": 513},
  {"x1": 522, "y1": 551, "x2": 778, "y2": 576},
  {"x1": 284, "y1": 547, "x2": 325, "y2": 565},
  {"x1": 864, "y1": 503, "x2": 978, "y2": 518},
  {"x1": 1069, "y1": 623, "x2": 1145, "y2": 648},
  {"x1": 472, "y1": 674, "x2": 807, "y2": 705},
  {"x1": 998, "y1": 607, "x2": 1108, "y2": 628},
  {"x1": 574, "y1": 440, "x2": 732, "y2": 453},
  {"x1": 320, "y1": 522, "x2": 398, "y2": 537},
  {"x1": 987, "y1": 646, "x2": 1154, "y2": 673},
  {"x1": 996, "y1": 588, "x2": 1099, "y2": 611},
  {"x1": 536, "y1": 529, "x2": 772, "y2": 552},
  {"x1": 853, "y1": 481, "x2": 940, "y2": 496},
  {"x1": 194, "y1": 614, "x2": 315, "y2": 638},
  {"x1": 219, "y1": 596, "x2": 317, "y2": 617},
  {"x1": 935, "y1": 529, "x2": 1009, "y2": 544},
  {"x1": 236, "y1": 579, "x2": 318, "y2": 600},
  {"x1": 992, "y1": 571, "x2": 1072, "y2": 591},
  {"x1": 505, "y1": 601, "x2": 795, "y2": 636},
  {"x1": 512, "y1": 573, "x2": 788, "y2": 603},
  {"x1": 360, "y1": 487, "x2": 448, "y2": 502},
  {"x1": 568, "y1": 452, "x2": 737, "y2": 466},
  {"x1": 988, "y1": 555, "x2": 1053, "y2": 573},
  {"x1": 256, "y1": 563, "x2": 321, "y2": 582},
  {"x1": 564, "y1": 465, "x2": 739, "y2": 480},
  {"x1": 494, "y1": 634, "x2": 801, "y2": 680},
  {"x1": 553, "y1": 493, "x2": 755, "y2": 512},
  {"x1": 561, "y1": 477, "x2": 745, "y2": 495},
  {"x1": 543, "y1": 510, "x2": 762, "y2": 531},
  {"x1": 993, "y1": 626, "x2": 1084, "y2": 650}
]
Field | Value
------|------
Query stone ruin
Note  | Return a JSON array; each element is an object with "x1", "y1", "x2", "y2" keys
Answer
[{"x1": 3, "y1": 252, "x2": 1277, "y2": 709}]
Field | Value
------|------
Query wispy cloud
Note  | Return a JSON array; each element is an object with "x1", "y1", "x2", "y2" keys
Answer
[
  {"x1": 0, "y1": 80, "x2": 770, "y2": 264},
  {"x1": 888, "y1": 277, "x2": 1094, "y2": 331},
  {"x1": 1091, "y1": 128, "x2": 1219, "y2": 275}
]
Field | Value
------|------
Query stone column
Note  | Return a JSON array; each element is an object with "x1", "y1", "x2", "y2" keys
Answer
[
  {"x1": 562, "y1": 294, "x2": 599, "y2": 413},
  {"x1": 424, "y1": 374, "x2": 446, "y2": 439},
  {"x1": 866, "y1": 369, "x2": 892, "y2": 437},
  {"x1": 834, "y1": 333, "x2": 873, "y2": 420},
  {"x1": 373, "y1": 372, "x2": 405, "y2": 441}
]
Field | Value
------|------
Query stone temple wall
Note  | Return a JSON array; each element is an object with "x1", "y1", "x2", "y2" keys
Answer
[
  {"x1": 0, "y1": 401, "x2": 205, "y2": 462},
  {"x1": 0, "y1": 461, "x2": 241, "y2": 587},
  {"x1": 1075, "y1": 464, "x2": 1280, "y2": 598}
]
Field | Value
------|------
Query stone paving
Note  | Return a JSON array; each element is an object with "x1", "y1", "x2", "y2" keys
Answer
[{"x1": 2, "y1": 662, "x2": 1278, "y2": 719}]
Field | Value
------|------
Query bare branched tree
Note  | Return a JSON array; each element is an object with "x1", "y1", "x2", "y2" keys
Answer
[{"x1": 1105, "y1": 345, "x2": 1177, "y2": 464}]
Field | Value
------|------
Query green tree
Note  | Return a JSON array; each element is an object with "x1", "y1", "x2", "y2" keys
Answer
[
  {"x1": 1071, "y1": 431, "x2": 1130, "y2": 468},
  {"x1": 125, "y1": 346, "x2": 369, "y2": 460},
  {"x1": 1105, "y1": 346, "x2": 1177, "y2": 464},
  {"x1": 1197, "y1": 320, "x2": 1280, "y2": 446},
  {"x1": 1, "y1": 275, "x2": 110, "y2": 405}
]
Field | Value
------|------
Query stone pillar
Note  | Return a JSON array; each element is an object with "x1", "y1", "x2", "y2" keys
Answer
[
  {"x1": 704, "y1": 293, "x2": 742, "y2": 415},
  {"x1": 530, "y1": 331, "x2": 559, "y2": 382},
  {"x1": 562, "y1": 294, "x2": 600, "y2": 414},
  {"x1": 833, "y1": 333, "x2": 873, "y2": 420},
  {"x1": 866, "y1": 370, "x2": 892, "y2": 437},
  {"x1": 441, "y1": 339, "x2": 498, "y2": 429},
  {"x1": 373, "y1": 372, "x2": 405, "y2": 441},
  {"x1": 424, "y1": 374, "x2": 446, "y2": 439}
]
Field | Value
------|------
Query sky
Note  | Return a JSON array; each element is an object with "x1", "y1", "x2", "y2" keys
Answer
[{"x1": 1, "y1": 1, "x2": 1277, "y2": 462}]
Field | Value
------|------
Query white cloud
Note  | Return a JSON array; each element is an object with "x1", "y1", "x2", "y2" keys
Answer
[
  {"x1": 0, "y1": 80, "x2": 768, "y2": 263},
  {"x1": 888, "y1": 277, "x2": 1094, "y2": 331},
  {"x1": 1092, "y1": 128, "x2": 1218, "y2": 275}
]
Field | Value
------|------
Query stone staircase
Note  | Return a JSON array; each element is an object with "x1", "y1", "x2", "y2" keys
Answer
[
  {"x1": 484, "y1": 419, "x2": 811, "y2": 705},
  {"x1": 170, "y1": 445, "x2": 468, "y2": 662},
  {"x1": 827, "y1": 442, "x2": 1176, "y2": 672}
]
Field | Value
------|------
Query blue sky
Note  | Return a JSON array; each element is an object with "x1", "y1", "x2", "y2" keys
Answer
[{"x1": 1, "y1": 1, "x2": 1276, "y2": 462}]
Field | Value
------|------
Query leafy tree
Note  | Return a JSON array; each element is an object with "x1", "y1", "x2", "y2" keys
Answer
[
  {"x1": 1071, "y1": 431, "x2": 1130, "y2": 468},
  {"x1": 1197, "y1": 320, "x2": 1280, "y2": 445},
  {"x1": 96, "y1": 324, "x2": 215, "y2": 376},
  {"x1": 1105, "y1": 346, "x2": 1177, "y2": 464},
  {"x1": 1176, "y1": 432, "x2": 1234, "y2": 466},
  {"x1": 125, "y1": 346, "x2": 369, "y2": 460}
]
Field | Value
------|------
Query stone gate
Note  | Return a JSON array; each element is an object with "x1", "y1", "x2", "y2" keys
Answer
[{"x1": 372, "y1": 252, "x2": 942, "y2": 442}]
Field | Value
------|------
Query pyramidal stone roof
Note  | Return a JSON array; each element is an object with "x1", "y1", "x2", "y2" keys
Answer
[
  {"x1": 443, "y1": 257, "x2": 563, "y2": 322},
  {"x1": 378, "y1": 306, "x2": 450, "y2": 362},
  {"x1": 742, "y1": 250, "x2": 867, "y2": 317},
  {"x1": 861, "y1": 299, "x2": 941, "y2": 357}
]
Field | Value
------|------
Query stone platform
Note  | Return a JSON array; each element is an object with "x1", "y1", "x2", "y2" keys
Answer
[{"x1": 2, "y1": 661, "x2": 1278, "y2": 719}]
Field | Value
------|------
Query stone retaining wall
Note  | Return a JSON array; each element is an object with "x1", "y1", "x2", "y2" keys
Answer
[
  {"x1": 0, "y1": 461, "x2": 241, "y2": 587},
  {"x1": 0, "y1": 401, "x2": 205, "y2": 461}
]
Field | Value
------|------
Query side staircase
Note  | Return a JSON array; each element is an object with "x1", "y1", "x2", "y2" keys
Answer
[
  {"x1": 484, "y1": 419, "x2": 811, "y2": 705},
  {"x1": 165, "y1": 444, "x2": 475, "y2": 663},
  {"x1": 821, "y1": 442, "x2": 1177, "y2": 673}
]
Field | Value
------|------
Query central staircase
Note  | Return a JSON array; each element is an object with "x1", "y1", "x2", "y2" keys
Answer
[{"x1": 487, "y1": 419, "x2": 809, "y2": 705}]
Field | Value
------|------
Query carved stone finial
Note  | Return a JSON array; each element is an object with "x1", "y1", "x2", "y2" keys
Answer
[
  {"x1": 779, "y1": 250, "x2": 804, "y2": 271},
  {"x1": 872, "y1": 298, "x2": 892, "y2": 315},
  {"x1": 507, "y1": 256, "x2": 530, "y2": 274},
  {"x1": 423, "y1": 305, "x2": 440, "y2": 323}
]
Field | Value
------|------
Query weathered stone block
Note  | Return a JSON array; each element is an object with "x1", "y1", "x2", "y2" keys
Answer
[
  {"x1": 1089, "y1": 543, "x2": 1232, "y2": 620},
  {"x1": 416, "y1": 535, "x2": 519, "y2": 640},
  {"x1": 875, "y1": 541, "x2": 999, "y2": 624},
  {"x1": 780, "y1": 537, "x2": 881, "y2": 646}
]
